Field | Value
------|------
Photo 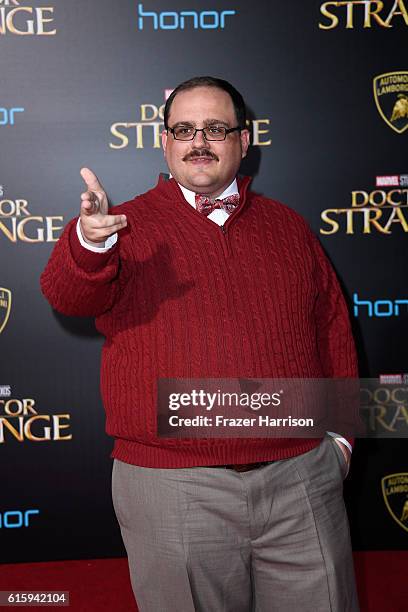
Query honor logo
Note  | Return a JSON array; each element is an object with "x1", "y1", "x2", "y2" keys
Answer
[
  {"x1": 0, "y1": 509, "x2": 40, "y2": 529},
  {"x1": 0, "y1": 107, "x2": 24, "y2": 126},
  {"x1": 137, "y1": 3, "x2": 236, "y2": 31},
  {"x1": 353, "y1": 293, "x2": 408, "y2": 317}
]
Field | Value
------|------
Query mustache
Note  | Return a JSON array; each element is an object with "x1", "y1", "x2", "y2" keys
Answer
[{"x1": 183, "y1": 149, "x2": 219, "y2": 162}]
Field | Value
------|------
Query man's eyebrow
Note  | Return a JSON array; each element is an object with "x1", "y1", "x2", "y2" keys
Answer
[
  {"x1": 205, "y1": 119, "x2": 230, "y2": 127},
  {"x1": 171, "y1": 121, "x2": 195, "y2": 128},
  {"x1": 171, "y1": 119, "x2": 230, "y2": 128}
]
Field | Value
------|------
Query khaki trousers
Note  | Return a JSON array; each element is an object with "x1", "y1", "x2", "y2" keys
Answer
[{"x1": 112, "y1": 434, "x2": 359, "y2": 612}]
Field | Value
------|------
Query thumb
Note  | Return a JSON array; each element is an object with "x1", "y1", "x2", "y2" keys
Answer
[{"x1": 80, "y1": 167, "x2": 105, "y2": 193}]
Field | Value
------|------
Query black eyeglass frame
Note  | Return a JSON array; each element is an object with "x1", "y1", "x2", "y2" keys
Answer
[{"x1": 167, "y1": 126, "x2": 242, "y2": 141}]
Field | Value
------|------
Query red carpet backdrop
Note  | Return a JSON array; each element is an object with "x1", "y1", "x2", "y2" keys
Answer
[{"x1": 1, "y1": 0, "x2": 407, "y2": 563}]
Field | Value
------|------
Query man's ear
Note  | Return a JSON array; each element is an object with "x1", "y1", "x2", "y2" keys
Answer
[
  {"x1": 240, "y1": 129, "x2": 250, "y2": 159},
  {"x1": 161, "y1": 129, "x2": 168, "y2": 156}
]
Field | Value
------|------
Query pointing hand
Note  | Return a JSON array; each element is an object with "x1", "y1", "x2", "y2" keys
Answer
[{"x1": 79, "y1": 167, "x2": 127, "y2": 245}]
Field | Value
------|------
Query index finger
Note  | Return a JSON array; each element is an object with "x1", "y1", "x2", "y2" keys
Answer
[{"x1": 80, "y1": 167, "x2": 105, "y2": 193}]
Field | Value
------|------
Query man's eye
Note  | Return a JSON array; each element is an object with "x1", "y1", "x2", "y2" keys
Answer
[
  {"x1": 177, "y1": 127, "x2": 193, "y2": 135},
  {"x1": 207, "y1": 126, "x2": 224, "y2": 134}
]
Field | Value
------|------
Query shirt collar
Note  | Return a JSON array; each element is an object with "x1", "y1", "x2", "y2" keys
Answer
[{"x1": 178, "y1": 179, "x2": 239, "y2": 208}]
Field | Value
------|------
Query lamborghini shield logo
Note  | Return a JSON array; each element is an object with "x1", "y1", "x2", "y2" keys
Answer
[
  {"x1": 381, "y1": 473, "x2": 408, "y2": 532},
  {"x1": 373, "y1": 72, "x2": 408, "y2": 134},
  {"x1": 0, "y1": 287, "x2": 12, "y2": 334}
]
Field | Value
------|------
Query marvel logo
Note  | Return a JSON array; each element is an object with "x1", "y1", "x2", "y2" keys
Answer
[
  {"x1": 379, "y1": 374, "x2": 402, "y2": 384},
  {"x1": 376, "y1": 176, "x2": 399, "y2": 187}
]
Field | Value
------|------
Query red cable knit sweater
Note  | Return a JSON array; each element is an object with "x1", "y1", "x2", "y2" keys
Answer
[{"x1": 40, "y1": 175, "x2": 358, "y2": 467}]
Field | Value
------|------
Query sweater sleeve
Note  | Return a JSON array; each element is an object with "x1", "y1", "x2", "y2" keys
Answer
[
  {"x1": 40, "y1": 217, "x2": 121, "y2": 317},
  {"x1": 308, "y1": 228, "x2": 360, "y2": 447},
  {"x1": 309, "y1": 230, "x2": 358, "y2": 378}
]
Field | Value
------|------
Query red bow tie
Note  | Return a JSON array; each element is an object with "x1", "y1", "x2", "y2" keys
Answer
[{"x1": 195, "y1": 193, "x2": 240, "y2": 216}]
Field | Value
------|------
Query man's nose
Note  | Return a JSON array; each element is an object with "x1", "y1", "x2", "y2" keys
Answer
[{"x1": 193, "y1": 129, "x2": 207, "y2": 146}]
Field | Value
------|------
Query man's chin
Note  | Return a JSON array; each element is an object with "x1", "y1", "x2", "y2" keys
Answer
[{"x1": 183, "y1": 172, "x2": 217, "y2": 191}]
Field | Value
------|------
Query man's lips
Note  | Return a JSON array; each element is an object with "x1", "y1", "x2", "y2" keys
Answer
[
  {"x1": 183, "y1": 151, "x2": 219, "y2": 163},
  {"x1": 187, "y1": 157, "x2": 215, "y2": 164}
]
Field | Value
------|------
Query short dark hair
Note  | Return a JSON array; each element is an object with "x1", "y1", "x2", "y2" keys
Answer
[{"x1": 164, "y1": 76, "x2": 247, "y2": 129}]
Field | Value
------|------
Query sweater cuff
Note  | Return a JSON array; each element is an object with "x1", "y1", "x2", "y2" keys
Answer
[
  {"x1": 76, "y1": 218, "x2": 118, "y2": 252},
  {"x1": 69, "y1": 219, "x2": 118, "y2": 272}
]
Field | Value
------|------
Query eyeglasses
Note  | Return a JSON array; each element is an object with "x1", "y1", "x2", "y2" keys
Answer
[{"x1": 167, "y1": 125, "x2": 241, "y2": 141}]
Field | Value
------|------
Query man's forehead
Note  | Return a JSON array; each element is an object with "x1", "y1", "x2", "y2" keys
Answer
[{"x1": 169, "y1": 87, "x2": 235, "y2": 119}]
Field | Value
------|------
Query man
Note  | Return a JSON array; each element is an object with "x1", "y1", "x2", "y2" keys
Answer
[{"x1": 41, "y1": 76, "x2": 359, "y2": 611}]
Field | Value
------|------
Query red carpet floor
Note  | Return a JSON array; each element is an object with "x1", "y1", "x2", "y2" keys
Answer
[{"x1": 0, "y1": 552, "x2": 407, "y2": 611}]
